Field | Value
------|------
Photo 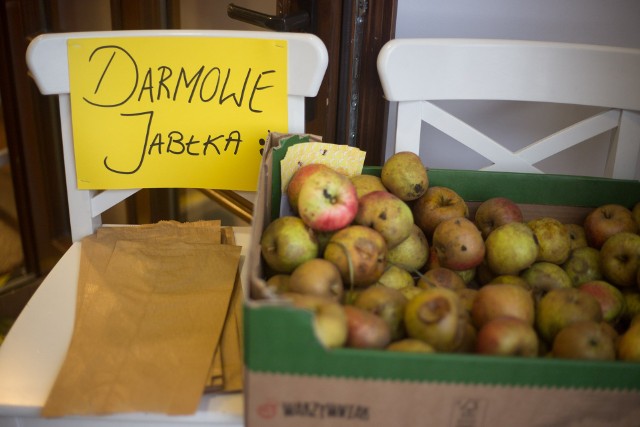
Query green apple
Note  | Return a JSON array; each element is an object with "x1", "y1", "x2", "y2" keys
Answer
[
  {"x1": 565, "y1": 223, "x2": 588, "y2": 251},
  {"x1": 562, "y1": 246, "x2": 602, "y2": 286},
  {"x1": 618, "y1": 322, "x2": 640, "y2": 361},
  {"x1": 417, "y1": 267, "x2": 467, "y2": 291},
  {"x1": 377, "y1": 265, "x2": 416, "y2": 290},
  {"x1": 473, "y1": 196, "x2": 523, "y2": 239},
  {"x1": 536, "y1": 288, "x2": 603, "y2": 344},
  {"x1": 485, "y1": 222, "x2": 538, "y2": 275},
  {"x1": 552, "y1": 320, "x2": 616, "y2": 360},
  {"x1": 599, "y1": 231, "x2": 640, "y2": 288},
  {"x1": 260, "y1": 216, "x2": 319, "y2": 273},
  {"x1": 528, "y1": 217, "x2": 571, "y2": 264},
  {"x1": 354, "y1": 285, "x2": 408, "y2": 340}
]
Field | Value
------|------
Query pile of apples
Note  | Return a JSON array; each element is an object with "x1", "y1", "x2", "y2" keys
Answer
[{"x1": 259, "y1": 151, "x2": 640, "y2": 361}]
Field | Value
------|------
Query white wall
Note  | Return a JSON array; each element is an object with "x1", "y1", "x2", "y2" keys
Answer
[{"x1": 386, "y1": 0, "x2": 640, "y2": 179}]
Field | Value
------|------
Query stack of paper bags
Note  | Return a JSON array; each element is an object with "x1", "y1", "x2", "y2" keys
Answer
[{"x1": 42, "y1": 220, "x2": 243, "y2": 417}]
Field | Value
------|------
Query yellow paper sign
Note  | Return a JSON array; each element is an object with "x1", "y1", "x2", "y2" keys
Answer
[{"x1": 67, "y1": 37, "x2": 288, "y2": 190}]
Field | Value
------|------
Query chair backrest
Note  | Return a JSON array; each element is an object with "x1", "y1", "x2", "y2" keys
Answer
[
  {"x1": 26, "y1": 30, "x2": 328, "y2": 242},
  {"x1": 377, "y1": 38, "x2": 640, "y2": 180}
]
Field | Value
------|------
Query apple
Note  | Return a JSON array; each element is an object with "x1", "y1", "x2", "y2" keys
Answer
[
  {"x1": 354, "y1": 285, "x2": 408, "y2": 340},
  {"x1": 288, "y1": 258, "x2": 344, "y2": 303},
  {"x1": 583, "y1": 204, "x2": 638, "y2": 249},
  {"x1": 386, "y1": 338, "x2": 435, "y2": 353},
  {"x1": 485, "y1": 222, "x2": 538, "y2": 275},
  {"x1": 350, "y1": 174, "x2": 387, "y2": 199},
  {"x1": 622, "y1": 290, "x2": 640, "y2": 324},
  {"x1": 471, "y1": 284, "x2": 535, "y2": 328},
  {"x1": 380, "y1": 151, "x2": 429, "y2": 201},
  {"x1": 286, "y1": 163, "x2": 334, "y2": 212},
  {"x1": 343, "y1": 305, "x2": 392, "y2": 349},
  {"x1": 520, "y1": 261, "x2": 572, "y2": 301},
  {"x1": 398, "y1": 285, "x2": 423, "y2": 301},
  {"x1": 536, "y1": 288, "x2": 603, "y2": 344},
  {"x1": 599, "y1": 231, "x2": 640, "y2": 288},
  {"x1": 475, "y1": 316, "x2": 539, "y2": 357},
  {"x1": 552, "y1": 320, "x2": 616, "y2": 361},
  {"x1": 404, "y1": 287, "x2": 467, "y2": 352},
  {"x1": 387, "y1": 224, "x2": 429, "y2": 272},
  {"x1": 456, "y1": 288, "x2": 478, "y2": 315},
  {"x1": 412, "y1": 186, "x2": 468, "y2": 238},
  {"x1": 565, "y1": 223, "x2": 588, "y2": 251},
  {"x1": 265, "y1": 274, "x2": 291, "y2": 295},
  {"x1": 528, "y1": 217, "x2": 571, "y2": 264},
  {"x1": 417, "y1": 267, "x2": 467, "y2": 291},
  {"x1": 285, "y1": 293, "x2": 348, "y2": 349},
  {"x1": 488, "y1": 275, "x2": 531, "y2": 290},
  {"x1": 260, "y1": 216, "x2": 319, "y2": 273},
  {"x1": 323, "y1": 225, "x2": 387, "y2": 288},
  {"x1": 578, "y1": 280, "x2": 626, "y2": 325},
  {"x1": 296, "y1": 166, "x2": 358, "y2": 232},
  {"x1": 473, "y1": 197, "x2": 524, "y2": 239},
  {"x1": 431, "y1": 217, "x2": 486, "y2": 271},
  {"x1": 633, "y1": 202, "x2": 640, "y2": 229},
  {"x1": 617, "y1": 322, "x2": 640, "y2": 361},
  {"x1": 562, "y1": 246, "x2": 602, "y2": 286},
  {"x1": 354, "y1": 190, "x2": 414, "y2": 248},
  {"x1": 377, "y1": 265, "x2": 416, "y2": 290}
]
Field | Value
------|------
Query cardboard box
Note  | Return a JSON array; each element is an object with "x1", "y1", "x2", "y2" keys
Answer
[{"x1": 244, "y1": 134, "x2": 640, "y2": 427}]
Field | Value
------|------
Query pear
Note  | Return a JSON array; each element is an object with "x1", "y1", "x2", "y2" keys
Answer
[
  {"x1": 387, "y1": 224, "x2": 429, "y2": 272},
  {"x1": 377, "y1": 265, "x2": 416, "y2": 290},
  {"x1": 350, "y1": 174, "x2": 387, "y2": 199},
  {"x1": 380, "y1": 151, "x2": 428, "y2": 201}
]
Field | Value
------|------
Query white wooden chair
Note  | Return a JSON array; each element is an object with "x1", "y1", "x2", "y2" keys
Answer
[
  {"x1": 0, "y1": 30, "x2": 327, "y2": 426},
  {"x1": 377, "y1": 38, "x2": 640, "y2": 179}
]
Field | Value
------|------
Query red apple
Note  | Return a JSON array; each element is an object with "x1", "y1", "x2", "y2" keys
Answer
[
  {"x1": 286, "y1": 163, "x2": 335, "y2": 212},
  {"x1": 473, "y1": 197, "x2": 523, "y2": 239},
  {"x1": 578, "y1": 280, "x2": 626, "y2": 325},
  {"x1": 431, "y1": 217, "x2": 485, "y2": 271},
  {"x1": 583, "y1": 204, "x2": 638, "y2": 249},
  {"x1": 475, "y1": 316, "x2": 539, "y2": 357},
  {"x1": 297, "y1": 166, "x2": 358, "y2": 232},
  {"x1": 412, "y1": 186, "x2": 468, "y2": 238}
]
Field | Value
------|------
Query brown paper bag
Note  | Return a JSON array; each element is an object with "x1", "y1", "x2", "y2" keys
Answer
[{"x1": 42, "y1": 225, "x2": 240, "y2": 417}]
